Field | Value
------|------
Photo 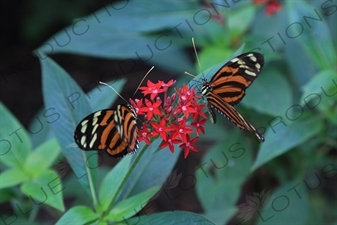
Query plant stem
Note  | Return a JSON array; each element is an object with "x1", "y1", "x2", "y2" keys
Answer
[{"x1": 82, "y1": 151, "x2": 98, "y2": 207}]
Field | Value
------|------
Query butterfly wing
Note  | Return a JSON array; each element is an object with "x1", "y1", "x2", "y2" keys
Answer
[
  {"x1": 207, "y1": 104, "x2": 217, "y2": 124},
  {"x1": 206, "y1": 92, "x2": 265, "y2": 142},
  {"x1": 113, "y1": 105, "x2": 139, "y2": 153},
  {"x1": 209, "y1": 52, "x2": 264, "y2": 105},
  {"x1": 201, "y1": 52, "x2": 265, "y2": 141},
  {"x1": 74, "y1": 105, "x2": 138, "y2": 158}
]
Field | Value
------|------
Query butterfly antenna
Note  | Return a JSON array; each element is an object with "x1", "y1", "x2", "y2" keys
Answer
[
  {"x1": 133, "y1": 66, "x2": 154, "y2": 96},
  {"x1": 185, "y1": 38, "x2": 204, "y2": 88},
  {"x1": 192, "y1": 37, "x2": 205, "y2": 77},
  {"x1": 99, "y1": 81, "x2": 129, "y2": 104},
  {"x1": 184, "y1": 71, "x2": 196, "y2": 77}
]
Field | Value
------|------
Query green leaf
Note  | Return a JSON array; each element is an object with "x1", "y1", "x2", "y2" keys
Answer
[
  {"x1": 125, "y1": 211, "x2": 216, "y2": 225},
  {"x1": 199, "y1": 118, "x2": 229, "y2": 142},
  {"x1": 0, "y1": 168, "x2": 28, "y2": 189},
  {"x1": 105, "y1": 186, "x2": 160, "y2": 222},
  {"x1": 56, "y1": 206, "x2": 97, "y2": 225},
  {"x1": 198, "y1": 46, "x2": 234, "y2": 75},
  {"x1": 20, "y1": 170, "x2": 65, "y2": 212},
  {"x1": 252, "y1": 116, "x2": 324, "y2": 171},
  {"x1": 24, "y1": 138, "x2": 60, "y2": 178},
  {"x1": 117, "y1": 138, "x2": 180, "y2": 204},
  {"x1": 28, "y1": 79, "x2": 126, "y2": 148},
  {"x1": 287, "y1": 1, "x2": 336, "y2": 70},
  {"x1": 196, "y1": 129, "x2": 252, "y2": 224},
  {"x1": 36, "y1": 1, "x2": 201, "y2": 74},
  {"x1": 300, "y1": 70, "x2": 337, "y2": 112},
  {"x1": 204, "y1": 208, "x2": 238, "y2": 225},
  {"x1": 0, "y1": 103, "x2": 32, "y2": 168},
  {"x1": 40, "y1": 55, "x2": 98, "y2": 195},
  {"x1": 147, "y1": 48, "x2": 194, "y2": 74},
  {"x1": 99, "y1": 155, "x2": 132, "y2": 211},
  {"x1": 27, "y1": 107, "x2": 55, "y2": 148},
  {"x1": 242, "y1": 67, "x2": 293, "y2": 117},
  {"x1": 284, "y1": 40, "x2": 317, "y2": 90},
  {"x1": 256, "y1": 180, "x2": 309, "y2": 225},
  {"x1": 250, "y1": 7, "x2": 289, "y2": 51}
]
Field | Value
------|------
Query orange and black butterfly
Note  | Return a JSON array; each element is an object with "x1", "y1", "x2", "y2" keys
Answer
[
  {"x1": 74, "y1": 104, "x2": 139, "y2": 158},
  {"x1": 201, "y1": 52, "x2": 265, "y2": 142},
  {"x1": 74, "y1": 67, "x2": 154, "y2": 158}
]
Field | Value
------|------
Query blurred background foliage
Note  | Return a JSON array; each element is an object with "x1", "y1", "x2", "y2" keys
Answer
[{"x1": 0, "y1": 0, "x2": 336, "y2": 224}]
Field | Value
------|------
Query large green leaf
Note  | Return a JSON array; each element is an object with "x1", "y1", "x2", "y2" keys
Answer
[
  {"x1": 284, "y1": 40, "x2": 317, "y2": 90},
  {"x1": 287, "y1": 1, "x2": 336, "y2": 71},
  {"x1": 284, "y1": 1, "x2": 336, "y2": 91},
  {"x1": 56, "y1": 206, "x2": 97, "y2": 225},
  {"x1": 125, "y1": 211, "x2": 216, "y2": 225},
  {"x1": 40, "y1": 55, "x2": 97, "y2": 195},
  {"x1": 99, "y1": 155, "x2": 132, "y2": 211},
  {"x1": 256, "y1": 180, "x2": 309, "y2": 225},
  {"x1": 116, "y1": 138, "x2": 180, "y2": 204},
  {"x1": 27, "y1": 107, "x2": 55, "y2": 149},
  {"x1": 242, "y1": 67, "x2": 293, "y2": 117},
  {"x1": 24, "y1": 138, "x2": 60, "y2": 178},
  {"x1": 199, "y1": 118, "x2": 229, "y2": 142},
  {"x1": 196, "y1": 129, "x2": 253, "y2": 224},
  {"x1": 28, "y1": 79, "x2": 126, "y2": 148},
  {"x1": 0, "y1": 103, "x2": 32, "y2": 168},
  {"x1": 0, "y1": 168, "x2": 28, "y2": 189},
  {"x1": 300, "y1": 70, "x2": 337, "y2": 112},
  {"x1": 36, "y1": 1, "x2": 206, "y2": 74},
  {"x1": 250, "y1": 7, "x2": 289, "y2": 52},
  {"x1": 251, "y1": 115, "x2": 324, "y2": 171},
  {"x1": 20, "y1": 170, "x2": 65, "y2": 212},
  {"x1": 105, "y1": 186, "x2": 160, "y2": 222}
]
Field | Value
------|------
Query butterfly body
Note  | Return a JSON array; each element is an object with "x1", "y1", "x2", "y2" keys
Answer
[
  {"x1": 201, "y1": 52, "x2": 265, "y2": 142},
  {"x1": 74, "y1": 104, "x2": 139, "y2": 158}
]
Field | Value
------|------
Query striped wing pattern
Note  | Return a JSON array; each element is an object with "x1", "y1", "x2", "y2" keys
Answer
[
  {"x1": 206, "y1": 92, "x2": 265, "y2": 141},
  {"x1": 74, "y1": 104, "x2": 138, "y2": 158},
  {"x1": 202, "y1": 52, "x2": 265, "y2": 142}
]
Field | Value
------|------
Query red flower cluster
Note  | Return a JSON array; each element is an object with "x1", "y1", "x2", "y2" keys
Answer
[
  {"x1": 253, "y1": 0, "x2": 282, "y2": 16},
  {"x1": 130, "y1": 80, "x2": 206, "y2": 158}
]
